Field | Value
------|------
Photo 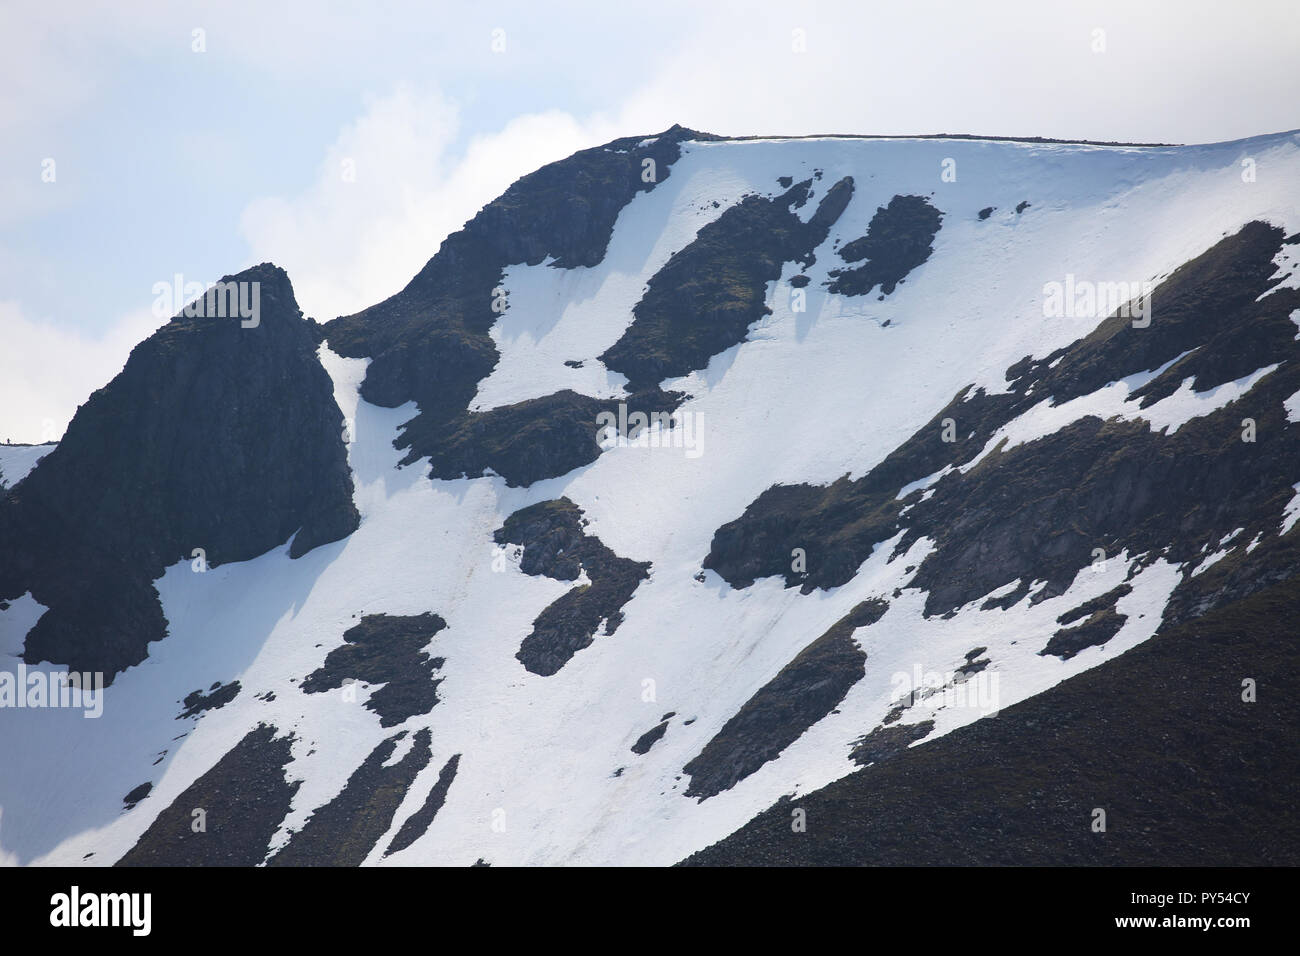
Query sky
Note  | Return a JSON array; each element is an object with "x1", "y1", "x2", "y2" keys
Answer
[{"x1": 2, "y1": 0, "x2": 1298, "y2": 442}]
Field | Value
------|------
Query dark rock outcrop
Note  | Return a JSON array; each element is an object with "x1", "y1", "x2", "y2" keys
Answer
[
  {"x1": 0, "y1": 263, "x2": 359, "y2": 679},
  {"x1": 122, "y1": 782, "x2": 152, "y2": 810},
  {"x1": 682, "y1": 599, "x2": 888, "y2": 800},
  {"x1": 418, "y1": 390, "x2": 609, "y2": 488},
  {"x1": 384, "y1": 753, "x2": 461, "y2": 857},
  {"x1": 827, "y1": 194, "x2": 944, "y2": 297},
  {"x1": 601, "y1": 176, "x2": 855, "y2": 389},
  {"x1": 267, "y1": 729, "x2": 432, "y2": 867},
  {"x1": 301, "y1": 613, "x2": 446, "y2": 727},
  {"x1": 631, "y1": 720, "x2": 670, "y2": 755},
  {"x1": 177, "y1": 680, "x2": 241, "y2": 720},
  {"x1": 683, "y1": 573, "x2": 1300, "y2": 866},
  {"x1": 849, "y1": 719, "x2": 935, "y2": 767},
  {"x1": 1041, "y1": 608, "x2": 1128, "y2": 660},
  {"x1": 1055, "y1": 583, "x2": 1133, "y2": 626},
  {"x1": 494, "y1": 498, "x2": 650, "y2": 675},
  {"x1": 705, "y1": 222, "x2": 1300, "y2": 629},
  {"x1": 117, "y1": 723, "x2": 300, "y2": 867},
  {"x1": 324, "y1": 127, "x2": 708, "y2": 481}
]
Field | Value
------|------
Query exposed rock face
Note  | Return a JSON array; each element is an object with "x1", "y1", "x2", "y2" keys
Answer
[
  {"x1": 394, "y1": 386, "x2": 690, "y2": 489},
  {"x1": 827, "y1": 194, "x2": 944, "y2": 297},
  {"x1": 683, "y1": 574, "x2": 1300, "y2": 866},
  {"x1": 324, "y1": 127, "x2": 709, "y2": 478},
  {"x1": 301, "y1": 613, "x2": 447, "y2": 727},
  {"x1": 602, "y1": 176, "x2": 855, "y2": 389},
  {"x1": 177, "y1": 680, "x2": 241, "y2": 720},
  {"x1": 494, "y1": 498, "x2": 650, "y2": 675},
  {"x1": 631, "y1": 719, "x2": 671, "y2": 755},
  {"x1": 418, "y1": 390, "x2": 612, "y2": 488},
  {"x1": 704, "y1": 473, "x2": 901, "y2": 593},
  {"x1": 122, "y1": 782, "x2": 152, "y2": 810},
  {"x1": 117, "y1": 723, "x2": 300, "y2": 867},
  {"x1": 682, "y1": 598, "x2": 887, "y2": 800},
  {"x1": 705, "y1": 223, "x2": 1300, "y2": 626},
  {"x1": 849, "y1": 720, "x2": 935, "y2": 767},
  {"x1": 267, "y1": 728, "x2": 432, "y2": 867},
  {"x1": 1055, "y1": 583, "x2": 1133, "y2": 626},
  {"x1": 1041, "y1": 607, "x2": 1128, "y2": 660},
  {"x1": 0, "y1": 263, "x2": 359, "y2": 679},
  {"x1": 384, "y1": 753, "x2": 461, "y2": 858}
]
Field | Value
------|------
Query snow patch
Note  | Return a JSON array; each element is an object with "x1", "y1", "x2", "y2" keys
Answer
[
  {"x1": 1285, "y1": 387, "x2": 1300, "y2": 423},
  {"x1": 1283, "y1": 483, "x2": 1300, "y2": 536},
  {"x1": 4, "y1": 131, "x2": 1300, "y2": 868},
  {"x1": 963, "y1": 357, "x2": 1276, "y2": 472},
  {"x1": 0, "y1": 444, "x2": 53, "y2": 487}
]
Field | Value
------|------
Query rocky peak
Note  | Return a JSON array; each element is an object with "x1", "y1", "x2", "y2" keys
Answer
[{"x1": 0, "y1": 262, "x2": 359, "y2": 678}]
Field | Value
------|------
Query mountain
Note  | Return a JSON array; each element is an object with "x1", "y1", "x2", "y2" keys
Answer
[
  {"x1": 1, "y1": 264, "x2": 359, "y2": 678},
  {"x1": 1, "y1": 127, "x2": 1298, "y2": 867}
]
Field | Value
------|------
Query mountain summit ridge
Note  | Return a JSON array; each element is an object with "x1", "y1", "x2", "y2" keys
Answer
[{"x1": 1, "y1": 126, "x2": 1298, "y2": 867}]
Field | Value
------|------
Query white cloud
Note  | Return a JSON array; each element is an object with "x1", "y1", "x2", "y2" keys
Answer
[
  {"x1": 0, "y1": 301, "x2": 165, "y2": 444},
  {"x1": 239, "y1": 86, "x2": 621, "y2": 320},
  {"x1": 609, "y1": 0, "x2": 1300, "y2": 144},
  {"x1": 6, "y1": 0, "x2": 1300, "y2": 444},
  {"x1": 1, "y1": 86, "x2": 622, "y2": 443}
]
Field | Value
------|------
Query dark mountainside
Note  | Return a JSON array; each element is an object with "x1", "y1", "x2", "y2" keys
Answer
[
  {"x1": 705, "y1": 223, "x2": 1300, "y2": 622},
  {"x1": 266, "y1": 728, "x2": 433, "y2": 867},
  {"x1": 117, "y1": 723, "x2": 300, "y2": 867},
  {"x1": 684, "y1": 569, "x2": 1300, "y2": 866},
  {"x1": 688, "y1": 222, "x2": 1300, "y2": 825},
  {"x1": 683, "y1": 598, "x2": 889, "y2": 799},
  {"x1": 2, "y1": 126, "x2": 1295, "y2": 868},
  {"x1": 323, "y1": 125, "x2": 718, "y2": 486},
  {"x1": 0, "y1": 263, "x2": 358, "y2": 679}
]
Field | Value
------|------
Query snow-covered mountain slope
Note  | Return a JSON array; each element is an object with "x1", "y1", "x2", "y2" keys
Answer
[
  {"x1": 0, "y1": 445, "x2": 52, "y2": 490},
  {"x1": 2, "y1": 128, "x2": 1299, "y2": 866}
]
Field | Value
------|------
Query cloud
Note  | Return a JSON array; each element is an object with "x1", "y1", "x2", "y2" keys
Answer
[
  {"x1": 1, "y1": 84, "x2": 621, "y2": 443},
  {"x1": 0, "y1": 301, "x2": 165, "y2": 444},
  {"x1": 608, "y1": 0, "x2": 1300, "y2": 144},
  {"x1": 7, "y1": 0, "x2": 1300, "y2": 444},
  {"x1": 239, "y1": 85, "x2": 620, "y2": 320}
]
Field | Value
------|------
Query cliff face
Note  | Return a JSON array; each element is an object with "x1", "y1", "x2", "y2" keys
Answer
[
  {"x1": 323, "y1": 126, "x2": 712, "y2": 479},
  {"x1": 0, "y1": 263, "x2": 358, "y2": 678},
  {"x1": 705, "y1": 223, "x2": 1300, "y2": 617},
  {"x1": 4, "y1": 129, "x2": 1300, "y2": 869}
]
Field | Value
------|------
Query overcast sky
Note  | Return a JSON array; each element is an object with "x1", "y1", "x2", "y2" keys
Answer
[{"x1": 3, "y1": 0, "x2": 1298, "y2": 442}]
